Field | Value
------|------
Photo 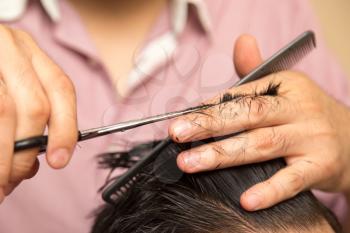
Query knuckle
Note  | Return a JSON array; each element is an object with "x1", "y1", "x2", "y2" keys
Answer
[
  {"x1": 24, "y1": 159, "x2": 39, "y2": 180},
  {"x1": 321, "y1": 154, "x2": 339, "y2": 179},
  {"x1": 304, "y1": 101, "x2": 324, "y2": 115},
  {"x1": 256, "y1": 128, "x2": 285, "y2": 153},
  {"x1": 51, "y1": 72, "x2": 77, "y2": 104},
  {"x1": 257, "y1": 131, "x2": 275, "y2": 150},
  {"x1": 210, "y1": 143, "x2": 226, "y2": 156},
  {"x1": 204, "y1": 146, "x2": 221, "y2": 167},
  {"x1": 56, "y1": 73, "x2": 76, "y2": 94},
  {"x1": 0, "y1": 166, "x2": 10, "y2": 186},
  {"x1": 190, "y1": 113, "x2": 217, "y2": 136},
  {"x1": 27, "y1": 93, "x2": 50, "y2": 121},
  {"x1": 13, "y1": 62, "x2": 36, "y2": 86},
  {"x1": 10, "y1": 160, "x2": 36, "y2": 182},
  {"x1": 310, "y1": 119, "x2": 336, "y2": 140},
  {"x1": 0, "y1": 92, "x2": 15, "y2": 118},
  {"x1": 266, "y1": 170, "x2": 305, "y2": 202},
  {"x1": 245, "y1": 97, "x2": 269, "y2": 127},
  {"x1": 319, "y1": 121, "x2": 335, "y2": 137},
  {"x1": 286, "y1": 169, "x2": 305, "y2": 195},
  {"x1": 261, "y1": 180, "x2": 281, "y2": 201}
]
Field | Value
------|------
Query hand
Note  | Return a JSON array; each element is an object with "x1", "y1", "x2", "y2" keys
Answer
[
  {"x1": 169, "y1": 35, "x2": 350, "y2": 211},
  {"x1": 0, "y1": 25, "x2": 78, "y2": 203}
]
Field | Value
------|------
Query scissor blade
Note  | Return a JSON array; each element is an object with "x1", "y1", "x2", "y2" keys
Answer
[{"x1": 79, "y1": 104, "x2": 211, "y2": 141}]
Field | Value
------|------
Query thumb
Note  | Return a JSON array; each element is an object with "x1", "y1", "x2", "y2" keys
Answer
[{"x1": 233, "y1": 34, "x2": 263, "y2": 78}]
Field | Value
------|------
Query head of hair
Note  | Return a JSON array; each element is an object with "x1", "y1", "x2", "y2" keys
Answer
[{"x1": 91, "y1": 137, "x2": 341, "y2": 233}]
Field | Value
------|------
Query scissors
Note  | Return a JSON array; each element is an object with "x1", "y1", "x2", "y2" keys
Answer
[{"x1": 14, "y1": 31, "x2": 316, "y2": 154}]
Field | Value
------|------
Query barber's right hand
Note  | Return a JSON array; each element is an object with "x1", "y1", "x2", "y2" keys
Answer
[{"x1": 0, "y1": 25, "x2": 78, "y2": 203}]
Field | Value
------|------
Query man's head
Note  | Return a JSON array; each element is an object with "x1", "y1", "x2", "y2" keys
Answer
[{"x1": 91, "y1": 140, "x2": 341, "y2": 233}]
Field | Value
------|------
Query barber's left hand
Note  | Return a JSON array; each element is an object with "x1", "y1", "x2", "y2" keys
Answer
[{"x1": 169, "y1": 35, "x2": 350, "y2": 211}]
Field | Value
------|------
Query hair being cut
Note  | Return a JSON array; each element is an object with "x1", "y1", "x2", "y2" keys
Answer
[{"x1": 91, "y1": 138, "x2": 341, "y2": 233}]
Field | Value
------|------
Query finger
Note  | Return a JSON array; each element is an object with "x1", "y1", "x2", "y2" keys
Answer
[
  {"x1": 177, "y1": 125, "x2": 301, "y2": 173},
  {"x1": 3, "y1": 159, "x2": 38, "y2": 197},
  {"x1": 22, "y1": 158, "x2": 40, "y2": 180},
  {"x1": 0, "y1": 79, "x2": 16, "y2": 188},
  {"x1": 0, "y1": 29, "x2": 49, "y2": 182},
  {"x1": 234, "y1": 34, "x2": 263, "y2": 78},
  {"x1": 240, "y1": 160, "x2": 319, "y2": 211},
  {"x1": 3, "y1": 181, "x2": 21, "y2": 196},
  {"x1": 20, "y1": 32, "x2": 78, "y2": 169},
  {"x1": 6, "y1": 66, "x2": 48, "y2": 182},
  {"x1": 2, "y1": 160, "x2": 38, "y2": 199},
  {"x1": 169, "y1": 76, "x2": 293, "y2": 142}
]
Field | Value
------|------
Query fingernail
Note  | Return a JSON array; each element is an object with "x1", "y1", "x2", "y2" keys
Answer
[
  {"x1": 171, "y1": 120, "x2": 193, "y2": 141},
  {"x1": 245, "y1": 193, "x2": 262, "y2": 210},
  {"x1": 182, "y1": 151, "x2": 201, "y2": 169},
  {"x1": 50, "y1": 148, "x2": 70, "y2": 168}
]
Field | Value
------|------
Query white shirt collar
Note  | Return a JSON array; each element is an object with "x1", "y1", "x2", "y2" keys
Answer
[
  {"x1": 172, "y1": 0, "x2": 212, "y2": 36},
  {"x1": 0, "y1": 0, "x2": 60, "y2": 22}
]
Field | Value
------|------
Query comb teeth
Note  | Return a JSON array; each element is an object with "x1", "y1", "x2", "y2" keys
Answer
[
  {"x1": 269, "y1": 31, "x2": 316, "y2": 73},
  {"x1": 106, "y1": 174, "x2": 140, "y2": 203},
  {"x1": 235, "y1": 31, "x2": 316, "y2": 87}
]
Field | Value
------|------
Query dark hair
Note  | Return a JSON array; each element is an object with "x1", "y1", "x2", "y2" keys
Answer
[{"x1": 91, "y1": 138, "x2": 341, "y2": 233}]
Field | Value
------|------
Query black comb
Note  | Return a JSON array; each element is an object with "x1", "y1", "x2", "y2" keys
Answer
[
  {"x1": 101, "y1": 30, "x2": 317, "y2": 204},
  {"x1": 235, "y1": 30, "x2": 316, "y2": 86},
  {"x1": 102, "y1": 138, "x2": 172, "y2": 203}
]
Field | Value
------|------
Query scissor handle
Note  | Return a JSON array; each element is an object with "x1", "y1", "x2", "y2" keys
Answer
[
  {"x1": 14, "y1": 131, "x2": 83, "y2": 153},
  {"x1": 14, "y1": 135, "x2": 49, "y2": 153}
]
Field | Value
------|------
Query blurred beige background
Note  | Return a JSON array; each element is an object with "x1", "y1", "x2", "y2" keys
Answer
[{"x1": 310, "y1": 0, "x2": 350, "y2": 81}]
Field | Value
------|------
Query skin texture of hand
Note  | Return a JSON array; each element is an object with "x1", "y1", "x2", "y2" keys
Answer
[
  {"x1": 169, "y1": 35, "x2": 350, "y2": 212},
  {"x1": 0, "y1": 25, "x2": 78, "y2": 203}
]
